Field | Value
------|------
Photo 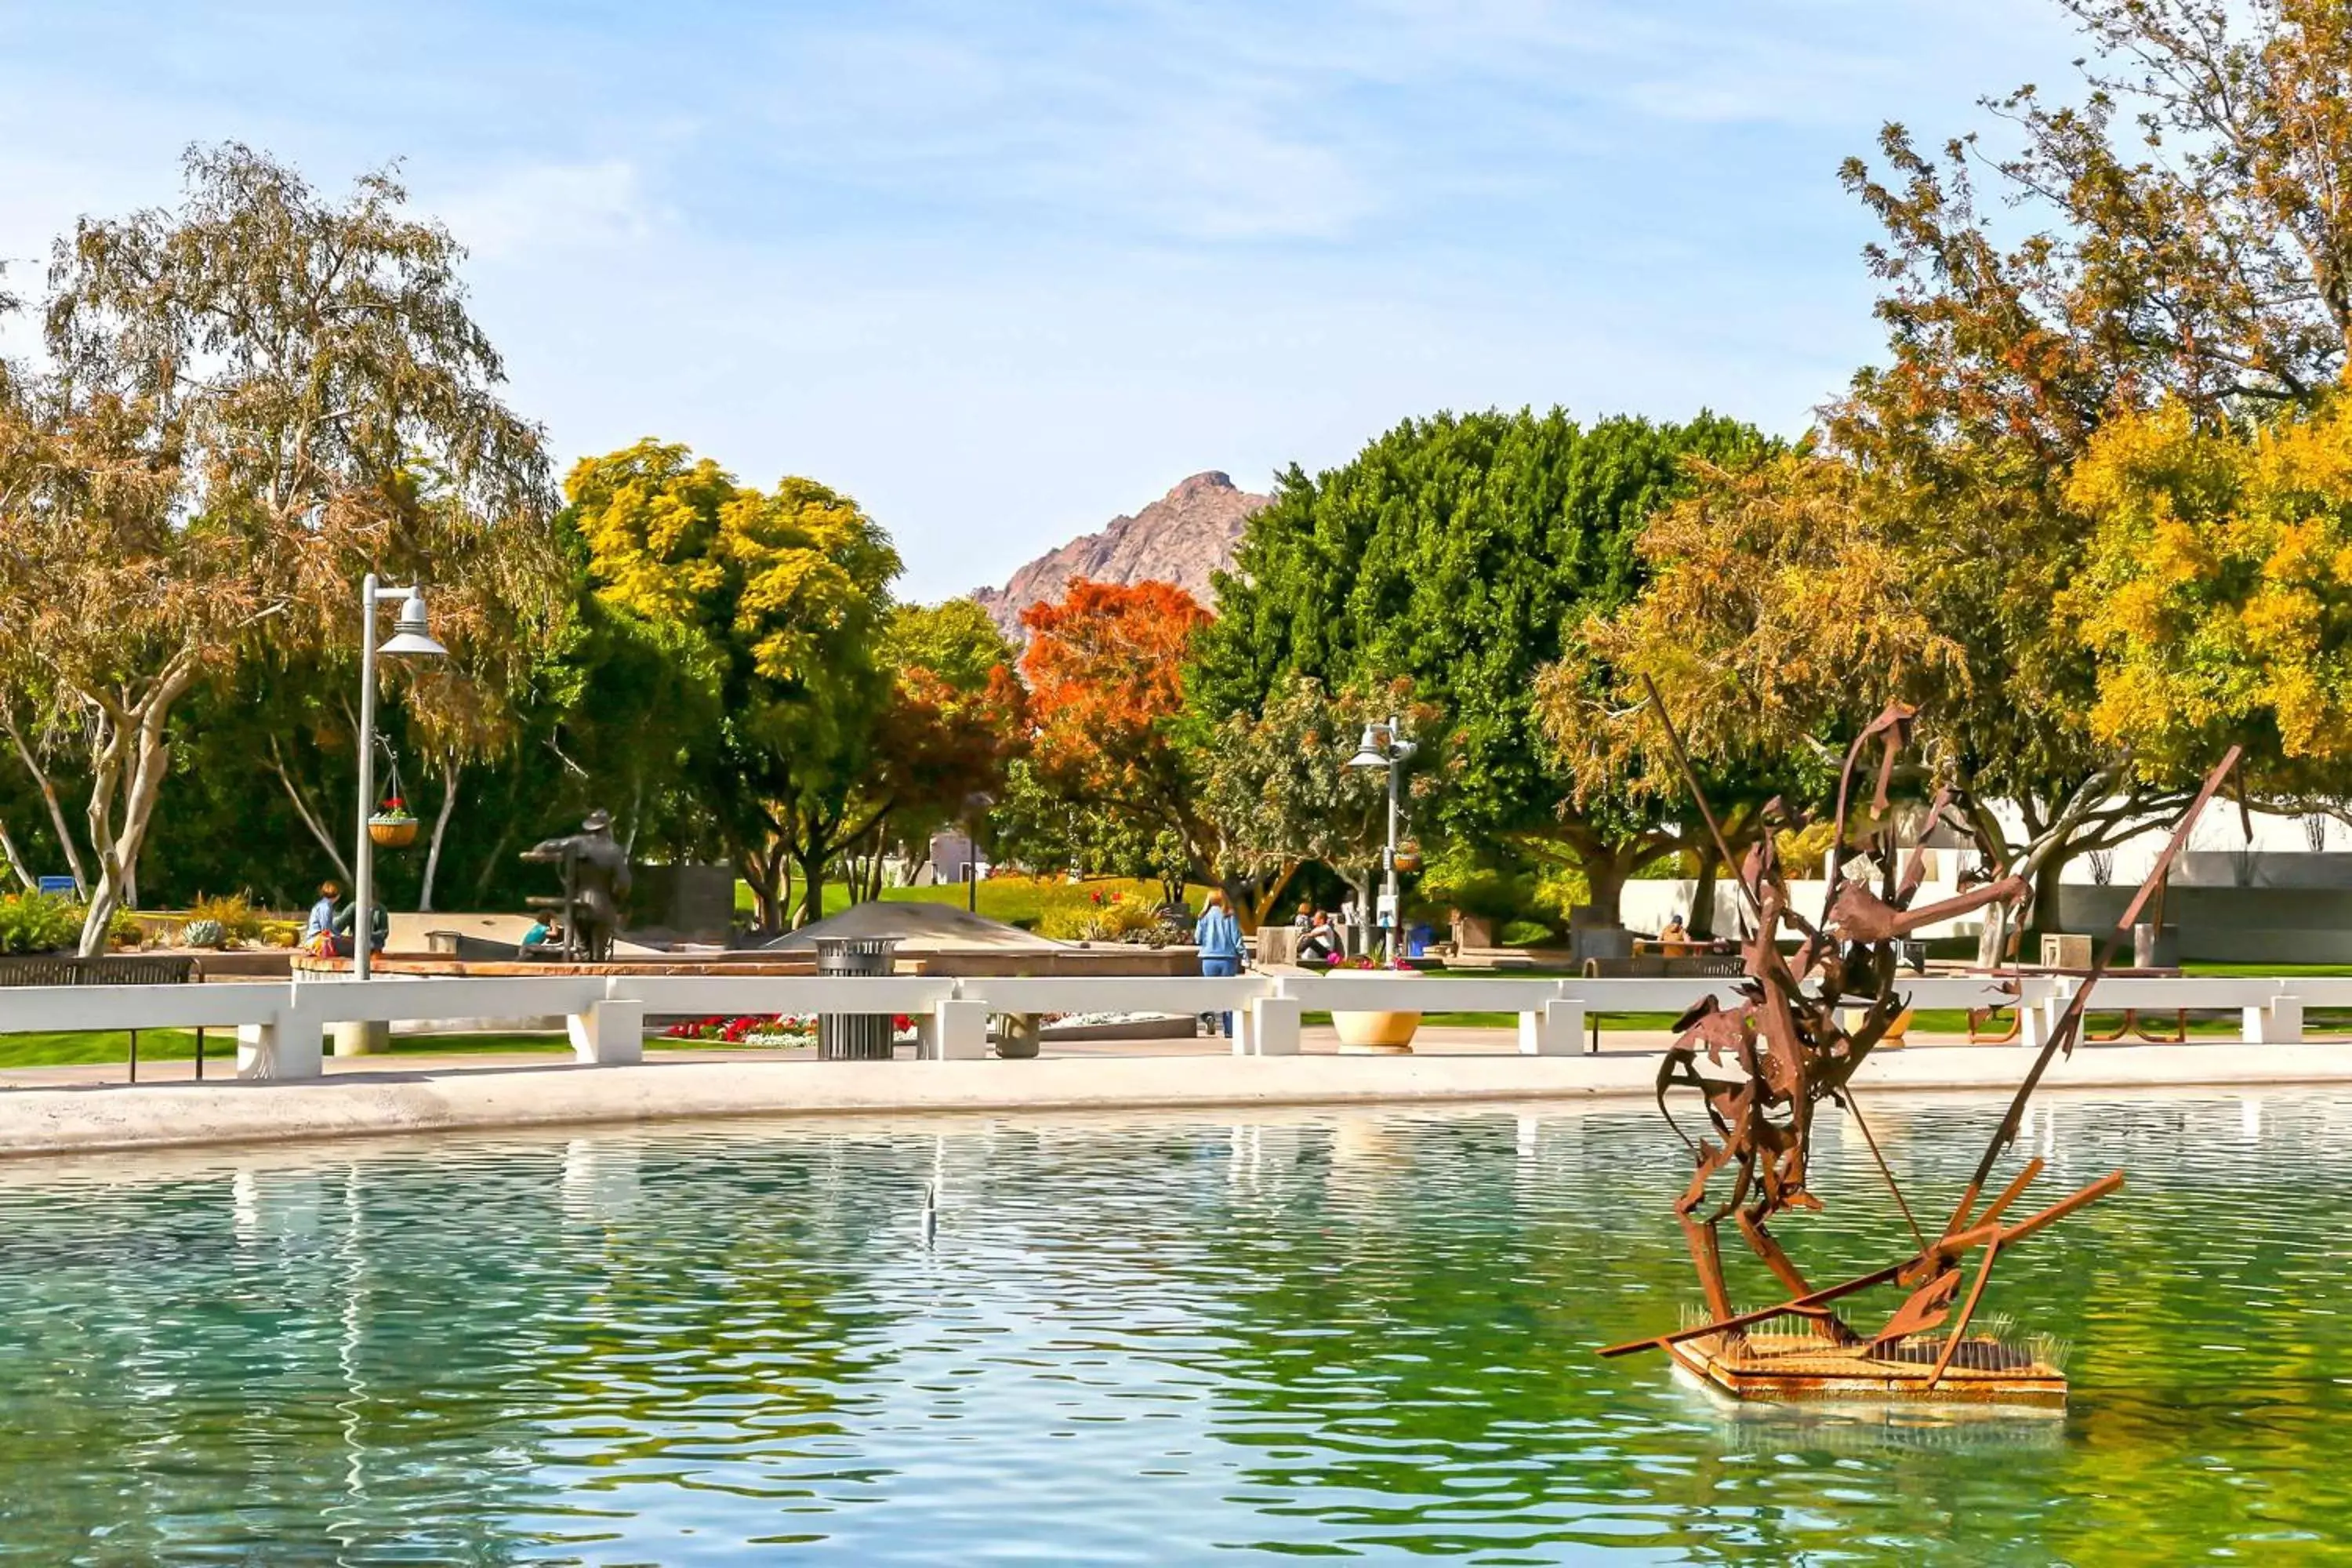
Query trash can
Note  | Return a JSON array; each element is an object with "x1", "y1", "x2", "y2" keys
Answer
[{"x1": 816, "y1": 937, "x2": 902, "y2": 1060}]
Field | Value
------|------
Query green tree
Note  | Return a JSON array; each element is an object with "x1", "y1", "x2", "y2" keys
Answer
[
  {"x1": 1193, "y1": 676, "x2": 1432, "y2": 929},
  {"x1": 833, "y1": 600, "x2": 1025, "y2": 904},
  {"x1": 1189, "y1": 408, "x2": 1768, "y2": 925},
  {"x1": 564, "y1": 440, "x2": 900, "y2": 931}
]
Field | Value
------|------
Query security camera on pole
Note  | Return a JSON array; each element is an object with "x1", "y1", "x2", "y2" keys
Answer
[{"x1": 1345, "y1": 717, "x2": 1417, "y2": 961}]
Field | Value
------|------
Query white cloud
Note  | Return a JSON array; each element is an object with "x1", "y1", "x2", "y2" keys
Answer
[{"x1": 429, "y1": 160, "x2": 663, "y2": 263}]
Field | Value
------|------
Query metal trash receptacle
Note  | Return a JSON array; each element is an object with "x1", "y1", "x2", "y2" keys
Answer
[{"x1": 816, "y1": 937, "x2": 902, "y2": 1060}]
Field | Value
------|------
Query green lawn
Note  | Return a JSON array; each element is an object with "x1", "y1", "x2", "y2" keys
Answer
[
  {"x1": 736, "y1": 875, "x2": 1209, "y2": 932},
  {"x1": 0, "y1": 1029, "x2": 806, "y2": 1071}
]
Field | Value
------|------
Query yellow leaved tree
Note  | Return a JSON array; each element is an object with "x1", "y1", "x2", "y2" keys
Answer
[{"x1": 2069, "y1": 397, "x2": 2352, "y2": 802}]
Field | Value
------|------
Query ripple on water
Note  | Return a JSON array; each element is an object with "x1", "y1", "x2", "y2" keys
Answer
[{"x1": 0, "y1": 1095, "x2": 2345, "y2": 1563}]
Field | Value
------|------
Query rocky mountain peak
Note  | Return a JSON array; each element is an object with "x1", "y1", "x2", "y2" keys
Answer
[{"x1": 972, "y1": 470, "x2": 1268, "y2": 637}]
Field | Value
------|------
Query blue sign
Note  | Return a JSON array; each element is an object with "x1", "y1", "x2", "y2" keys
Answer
[{"x1": 36, "y1": 876, "x2": 78, "y2": 897}]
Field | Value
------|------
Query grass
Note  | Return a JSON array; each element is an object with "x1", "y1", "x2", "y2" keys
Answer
[{"x1": 0, "y1": 1029, "x2": 587, "y2": 1070}]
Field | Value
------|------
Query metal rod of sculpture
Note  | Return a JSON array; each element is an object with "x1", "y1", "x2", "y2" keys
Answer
[{"x1": 1601, "y1": 684, "x2": 2239, "y2": 1382}]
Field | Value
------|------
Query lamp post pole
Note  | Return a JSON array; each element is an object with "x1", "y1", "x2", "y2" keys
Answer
[
  {"x1": 355, "y1": 575, "x2": 384, "y2": 982},
  {"x1": 353, "y1": 573, "x2": 447, "y2": 982},
  {"x1": 1346, "y1": 716, "x2": 1416, "y2": 963},
  {"x1": 1381, "y1": 738, "x2": 1402, "y2": 962}
]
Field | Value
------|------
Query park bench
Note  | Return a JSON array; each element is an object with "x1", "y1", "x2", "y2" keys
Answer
[{"x1": 0, "y1": 953, "x2": 203, "y2": 1082}]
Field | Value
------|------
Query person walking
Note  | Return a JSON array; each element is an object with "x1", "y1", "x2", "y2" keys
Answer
[{"x1": 1194, "y1": 890, "x2": 1245, "y2": 1038}]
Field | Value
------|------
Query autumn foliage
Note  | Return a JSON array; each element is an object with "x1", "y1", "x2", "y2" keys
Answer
[{"x1": 1020, "y1": 579, "x2": 1211, "y2": 811}]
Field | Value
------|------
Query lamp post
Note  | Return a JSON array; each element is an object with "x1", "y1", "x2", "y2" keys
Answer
[
  {"x1": 1345, "y1": 716, "x2": 1417, "y2": 961},
  {"x1": 353, "y1": 572, "x2": 446, "y2": 981}
]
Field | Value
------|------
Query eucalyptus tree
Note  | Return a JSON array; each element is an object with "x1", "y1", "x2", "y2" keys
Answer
[{"x1": 0, "y1": 143, "x2": 554, "y2": 950}]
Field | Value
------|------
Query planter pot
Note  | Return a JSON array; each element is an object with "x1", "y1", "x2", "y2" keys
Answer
[
  {"x1": 1332, "y1": 974, "x2": 1424, "y2": 1052},
  {"x1": 1840, "y1": 1005, "x2": 1916, "y2": 1047},
  {"x1": 1334, "y1": 1008, "x2": 1421, "y2": 1053},
  {"x1": 369, "y1": 816, "x2": 419, "y2": 848}
]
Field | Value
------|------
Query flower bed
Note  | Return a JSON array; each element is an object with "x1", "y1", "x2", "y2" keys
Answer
[
  {"x1": 659, "y1": 1009, "x2": 1195, "y2": 1048},
  {"x1": 663, "y1": 1013, "x2": 917, "y2": 1047}
]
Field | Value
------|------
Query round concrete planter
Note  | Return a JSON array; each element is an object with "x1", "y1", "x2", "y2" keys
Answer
[
  {"x1": 1333, "y1": 975, "x2": 1424, "y2": 1053},
  {"x1": 333, "y1": 1018, "x2": 391, "y2": 1056}
]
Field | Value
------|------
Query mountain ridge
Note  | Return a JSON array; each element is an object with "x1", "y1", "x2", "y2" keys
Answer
[{"x1": 972, "y1": 470, "x2": 1268, "y2": 636}]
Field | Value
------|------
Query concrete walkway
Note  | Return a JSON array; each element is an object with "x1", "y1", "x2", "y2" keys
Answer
[{"x1": 5, "y1": 1032, "x2": 2352, "y2": 1159}]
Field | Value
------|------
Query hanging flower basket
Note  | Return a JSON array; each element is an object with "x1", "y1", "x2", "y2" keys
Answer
[
  {"x1": 1393, "y1": 840, "x2": 1424, "y2": 873},
  {"x1": 370, "y1": 797, "x2": 419, "y2": 848}
]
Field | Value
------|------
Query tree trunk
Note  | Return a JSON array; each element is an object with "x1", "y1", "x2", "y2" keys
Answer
[
  {"x1": 1577, "y1": 848, "x2": 1632, "y2": 929},
  {"x1": 1687, "y1": 840, "x2": 1722, "y2": 939},
  {"x1": 1223, "y1": 861, "x2": 1299, "y2": 933},
  {"x1": 737, "y1": 840, "x2": 789, "y2": 935},
  {"x1": 78, "y1": 684, "x2": 185, "y2": 955},
  {"x1": 792, "y1": 849, "x2": 827, "y2": 929},
  {"x1": 270, "y1": 739, "x2": 355, "y2": 887},
  {"x1": 1342, "y1": 870, "x2": 1374, "y2": 954},
  {"x1": 419, "y1": 755, "x2": 461, "y2": 913},
  {"x1": 2030, "y1": 848, "x2": 2071, "y2": 942},
  {"x1": 0, "y1": 818, "x2": 34, "y2": 891},
  {"x1": 7, "y1": 713, "x2": 88, "y2": 899}
]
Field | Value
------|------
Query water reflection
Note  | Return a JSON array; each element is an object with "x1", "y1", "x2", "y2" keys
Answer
[{"x1": 0, "y1": 1094, "x2": 2341, "y2": 1563}]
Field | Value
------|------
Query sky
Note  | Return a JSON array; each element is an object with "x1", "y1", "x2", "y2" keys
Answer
[{"x1": 0, "y1": 0, "x2": 2087, "y2": 601}]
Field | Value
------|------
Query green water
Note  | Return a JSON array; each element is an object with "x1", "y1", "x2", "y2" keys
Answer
[{"x1": 0, "y1": 1094, "x2": 2344, "y2": 1563}]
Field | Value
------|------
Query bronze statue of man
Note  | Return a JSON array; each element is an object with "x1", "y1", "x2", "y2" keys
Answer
[{"x1": 522, "y1": 809, "x2": 633, "y2": 961}]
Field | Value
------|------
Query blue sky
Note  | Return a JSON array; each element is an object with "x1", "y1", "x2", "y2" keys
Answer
[{"x1": 0, "y1": 1, "x2": 2083, "y2": 600}]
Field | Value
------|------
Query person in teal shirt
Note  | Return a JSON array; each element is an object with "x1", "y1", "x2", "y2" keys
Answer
[{"x1": 1194, "y1": 891, "x2": 1244, "y2": 1037}]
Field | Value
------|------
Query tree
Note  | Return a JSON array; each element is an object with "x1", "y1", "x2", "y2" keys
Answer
[
  {"x1": 565, "y1": 440, "x2": 900, "y2": 931},
  {"x1": 2068, "y1": 395, "x2": 2352, "y2": 804},
  {"x1": 0, "y1": 144, "x2": 551, "y2": 950},
  {"x1": 1019, "y1": 579, "x2": 1221, "y2": 896},
  {"x1": 1705, "y1": 0, "x2": 2352, "y2": 942},
  {"x1": 1189, "y1": 409, "x2": 1769, "y2": 924},
  {"x1": 1192, "y1": 676, "x2": 1425, "y2": 928},
  {"x1": 834, "y1": 600, "x2": 1025, "y2": 905}
]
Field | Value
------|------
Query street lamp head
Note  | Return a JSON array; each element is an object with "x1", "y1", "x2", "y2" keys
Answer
[
  {"x1": 1347, "y1": 723, "x2": 1390, "y2": 770},
  {"x1": 378, "y1": 591, "x2": 448, "y2": 658}
]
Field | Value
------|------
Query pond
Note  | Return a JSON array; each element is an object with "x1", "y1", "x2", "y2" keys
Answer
[{"x1": 0, "y1": 1091, "x2": 2344, "y2": 1563}]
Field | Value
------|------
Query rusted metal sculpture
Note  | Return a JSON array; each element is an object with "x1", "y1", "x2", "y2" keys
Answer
[
  {"x1": 1602, "y1": 685, "x2": 2238, "y2": 1406},
  {"x1": 522, "y1": 809, "x2": 633, "y2": 962}
]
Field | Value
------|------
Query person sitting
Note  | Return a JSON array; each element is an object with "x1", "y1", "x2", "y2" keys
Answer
[
  {"x1": 332, "y1": 900, "x2": 388, "y2": 957},
  {"x1": 302, "y1": 881, "x2": 342, "y2": 956},
  {"x1": 518, "y1": 916, "x2": 556, "y2": 959},
  {"x1": 1301, "y1": 909, "x2": 1342, "y2": 963},
  {"x1": 1658, "y1": 913, "x2": 1690, "y2": 946}
]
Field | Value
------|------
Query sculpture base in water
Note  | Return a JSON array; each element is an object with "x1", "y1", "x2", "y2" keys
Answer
[{"x1": 1667, "y1": 1327, "x2": 2067, "y2": 1410}]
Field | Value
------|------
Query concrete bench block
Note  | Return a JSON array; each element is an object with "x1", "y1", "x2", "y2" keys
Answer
[
  {"x1": 238, "y1": 1007, "x2": 323, "y2": 1080},
  {"x1": 568, "y1": 999, "x2": 644, "y2": 1065},
  {"x1": 2245, "y1": 996, "x2": 2303, "y2": 1045},
  {"x1": 1518, "y1": 999, "x2": 1585, "y2": 1056},
  {"x1": 1248, "y1": 996, "x2": 1303, "y2": 1057},
  {"x1": 927, "y1": 1000, "x2": 990, "y2": 1061}
]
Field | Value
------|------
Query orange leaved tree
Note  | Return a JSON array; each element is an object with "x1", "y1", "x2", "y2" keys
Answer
[{"x1": 1018, "y1": 579, "x2": 1239, "y2": 913}]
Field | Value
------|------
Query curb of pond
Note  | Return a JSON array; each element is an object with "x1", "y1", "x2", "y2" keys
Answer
[{"x1": 5, "y1": 1043, "x2": 2352, "y2": 1159}]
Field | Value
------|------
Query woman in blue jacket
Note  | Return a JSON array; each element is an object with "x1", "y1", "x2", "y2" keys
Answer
[{"x1": 1194, "y1": 890, "x2": 1244, "y2": 1037}]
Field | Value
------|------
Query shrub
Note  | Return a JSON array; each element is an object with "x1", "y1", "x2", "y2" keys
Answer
[
  {"x1": 183, "y1": 917, "x2": 225, "y2": 949},
  {"x1": 187, "y1": 891, "x2": 265, "y2": 946},
  {"x1": 1042, "y1": 893, "x2": 1180, "y2": 945},
  {"x1": 0, "y1": 892, "x2": 81, "y2": 955}
]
